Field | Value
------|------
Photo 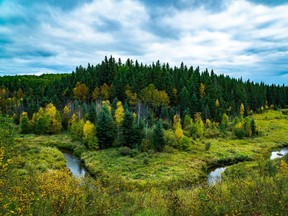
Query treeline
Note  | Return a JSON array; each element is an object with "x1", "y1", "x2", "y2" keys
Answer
[
  {"x1": 0, "y1": 56, "x2": 287, "y2": 121},
  {"x1": 0, "y1": 56, "x2": 285, "y2": 150}
]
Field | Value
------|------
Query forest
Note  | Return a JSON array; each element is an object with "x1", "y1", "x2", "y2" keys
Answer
[{"x1": 1, "y1": 56, "x2": 288, "y2": 215}]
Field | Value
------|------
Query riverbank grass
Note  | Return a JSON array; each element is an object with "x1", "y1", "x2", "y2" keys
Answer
[{"x1": 15, "y1": 110, "x2": 288, "y2": 187}]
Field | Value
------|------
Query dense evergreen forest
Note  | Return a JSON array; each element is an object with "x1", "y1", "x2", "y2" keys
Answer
[
  {"x1": 1, "y1": 56, "x2": 288, "y2": 215},
  {"x1": 1, "y1": 56, "x2": 287, "y2": 121}
]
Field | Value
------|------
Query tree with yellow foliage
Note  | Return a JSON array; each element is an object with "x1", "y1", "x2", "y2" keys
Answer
[
  {"x1": 73, "y1": 82, "x2": 89, "y2": 101},
  {"x1": 92, "y1": 87, "x2": 101, "y2": 101},
  {"x1": 199, "y1": 83, "x2": 206, "y2": 97},
  {"x1": 215, "y1": 99, "x2": 220, "y2": 108},
  {"x1": 173, "y1": 115, "x2": 183, "y2": 140},
  {"x1": 102, "y1": 100, "x2": 111, "y2": 113},
  {"x1": 125, "y1": 87, "x2": 138, "y2": 106},
  {"x1": 233, "y1": 122, "x2": 245, "y2": 138},
  {"x1": 70, "y1": 118, "x2": 85, "y2": 140},
  {"x1": 92, "y1": 83, "x2": 110, "y2": 101},
  {"x1": 140, "y1": 84, "x2": 169, "y2": 108},
  {"x1": 195, "y1": 117, "x2": 204, "y2": 138},
  {"x1": 83, "y1": 120, "x2": 97, "y2": 149},
  {"x1": 240, "y1": 103, "x2": 245, "y2": 117},
  {"x1": 114, "y1": 101, "x2": 124, "y2": 126},
  {"x1": 100, "y1": 83, "x2": 110, "y2": 100},
  {"x1": 29, "y1": 103, "x2": 62, "y2": 134}
]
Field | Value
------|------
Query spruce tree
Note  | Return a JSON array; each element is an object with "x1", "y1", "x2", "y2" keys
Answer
[
  {"x1": 121, "y1": 110, "x2": 134, "y2": 148},
  {"x1": 96, "y1": 105, "x2": 115, "y2": 149},
  {"x1": 19, "y1": 112, "x2": 30, "y2": 134},
  {"x1": 251, "y1": 118, "x2": 256, "y2": 135},
  {"x1": 153, "y1": 121, "x2": 165, "y2": 151},
  {"x1": 87, "y1": 104, "x2": 97, "y2": 124}
]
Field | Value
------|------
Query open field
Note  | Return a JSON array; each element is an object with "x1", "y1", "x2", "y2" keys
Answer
[{"x1": 15, "y1": 110, "x2": 288, "y2": 188}]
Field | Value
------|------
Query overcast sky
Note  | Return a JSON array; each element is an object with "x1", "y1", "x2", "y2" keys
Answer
[{"x1": 0, "y1": 0, "x2": 288, "y2": 84}]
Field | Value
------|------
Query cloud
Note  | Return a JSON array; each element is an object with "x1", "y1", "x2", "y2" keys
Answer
[
  {"x1": 142, "y1": 0, "x2": 288, "y2": 83},
  {"x1": 0, "y1": 0, "x2": 288, "y2": 84}
]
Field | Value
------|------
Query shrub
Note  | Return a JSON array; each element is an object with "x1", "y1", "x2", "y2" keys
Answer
[
  {"x1": 164, "y1": 130, "x2": 178, "y2": 149},
  {"x1": 119, "y1": 146, "x2": 131, "y2": 156},
  {"x1": 180, "y1": 136, "x2": 191, "y2": 151},
  {"x1": 130, "y1": 149, "x2": 138, "y2": 157},
  {"x1": 233, "y1": 122, "x2": 245, "y2": 139},
  {"x1": 205, "y1": 142, "x2": 211, "y2": 151}
]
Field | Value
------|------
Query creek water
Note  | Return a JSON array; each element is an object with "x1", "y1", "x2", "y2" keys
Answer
[
  {"x1": 207, "y1": 167, "x2": 227, "y2": 185},
  {"x1": 207, "y1": 147, "x2": 288, "y2": 185},
  {"x1": 270, "y1": 147, "x2": 288, "y2": 160},
  {"x1": 63, "y1": 152, "x2": 86, "y2": 178}
]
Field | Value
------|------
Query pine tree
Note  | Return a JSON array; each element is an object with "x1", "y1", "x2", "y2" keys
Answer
[
  {"x1": 221, "y1": 113, "x2": 229, "y2": 129},
  {"x1": 194, "y1": 117, "x2": 204, "y2": 138},
  {"x1": 62, "y1": 105, "x2": 70, "y2": 130},
  {"x1": 96, "y1": 105, "x2": 115, "y2": 149},
  {"x1": 19, "y1": 112, "x2": 30, "y2": 134},
  {"x1": 250, "y1": 118, "x2": 256, "y2": 135},
  {"x1": 86, "y1": 104, "x2": 97, "y2": 124},
  {"x1": 121, "y1": 110, "x2": 134, "y2": 148},
  {"x1": 153, "y1": 121, "x2": 165, "y2": 151},
  {"x1": 180, "y1": 87, "x2": 190, "y2": 116},
  {"x1": 183, "y1": 115, "x2": 192, "y2": 131}
]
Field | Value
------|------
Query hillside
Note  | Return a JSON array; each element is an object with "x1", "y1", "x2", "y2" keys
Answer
[{"x1": 1, "y1": 57, "x2": 288, "y2": 215}]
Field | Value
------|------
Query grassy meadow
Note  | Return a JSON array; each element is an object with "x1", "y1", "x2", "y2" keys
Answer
[
  {"x1": 16, "y1": 110, "x2": 288, "y2": 186},
  {"x1": 2, "y1": 110, "x2": 288, "y2": 215}
]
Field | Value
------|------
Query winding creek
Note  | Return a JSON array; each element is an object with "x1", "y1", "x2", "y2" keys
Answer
[
  {"x1": 63, "y1": 152, "x2": 86, "y2": 178},
  {"x1": 61, "y1": 148, "x2": 288, "y2": 183},
  {"x1": 207, "y1": 147, "x2": 288, "y2": 185}
]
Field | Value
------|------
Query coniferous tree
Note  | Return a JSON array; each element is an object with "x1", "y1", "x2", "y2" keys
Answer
[
  {"x1": 96, "y1": 105, "x2": 115, "y2": 149},
  {"x1": 153, "y1": 121, "x2": 165, "y2": 151},
  {"x1": 19, "y1": 112, "x2": 30, "y2": 134},
  {"x1": 62, "y1": 105, "x2": 70, "y2": 130},
  {"x1": 251, "y1": 118, "x2": 256, "y2": 135},
  {"x1": 86, "y1": 104, "x2": 97, "y2": 124},
  {"x1": 121, "y1": 110, "x2": 134, "y2": 148}
]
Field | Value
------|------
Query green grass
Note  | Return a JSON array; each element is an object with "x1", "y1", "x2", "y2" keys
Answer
[
  {"x1": 79, "y1": 110, "x2": 288, "y2": 187},
  {"x1": 3, "y1": 110, "x2": 288, "y2": 215},
  {"x1": 13, "y1": 132, "x2": 85, "y2": 176},
  {"x1": 15, "y1": 110, "x2": 288, "y2": 188}
]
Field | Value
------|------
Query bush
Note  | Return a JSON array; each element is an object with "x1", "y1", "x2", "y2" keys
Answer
[
  {"x1": 205, "y1": 142, "x2": 211, "y2": 151},
  {"x1": 143, "y1": 156, "x2": 149, "y2": 165},
  {"x1": 130, "y1": 149, "x2": 138, "y2": 157},
  {"x1": 119, "y1": 146, "x2": 131, "y2": 156},
  {"x1": 164, "y1": 130, "x2": 178, "y2": 149},
  {"x1": 180, "y1": 136, "x2": 191, "y2": 151},
  {"x1": 233, "y1": 122, "x2": 245, "y2": 139}
]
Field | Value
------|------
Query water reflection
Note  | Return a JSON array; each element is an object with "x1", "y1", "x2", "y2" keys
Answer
[
  {"x1": 270, "y1": 148, "x2": 288, "y2": 160},
  {"x1": 207, "y1": 147, "x2": 288, "y2": 185},
  {"x1": 207, "y1": 167, "x2": 226, "y2": 185},
  {"x1": 63, "y1": 153, "x2": 86, "y2": 178}
]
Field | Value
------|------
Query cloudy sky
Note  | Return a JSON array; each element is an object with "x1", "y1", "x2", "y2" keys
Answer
[{"x1": 0, "y1": 0, "x2": 288, "y2": 84}]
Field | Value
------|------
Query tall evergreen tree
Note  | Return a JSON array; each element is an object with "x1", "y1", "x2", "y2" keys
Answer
[
  {"x1": 96, "y1": 105, "x2": 115, "y2": 149},
  {"x1": 153, "y1": 121, "x2": 165, "y2": 151},
  {"x1": 121, "y1": 110, "x2": 134, "y2": 148},
  {"x1": 19, "y1": 112, "x2": 30, "y2": 134}
]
